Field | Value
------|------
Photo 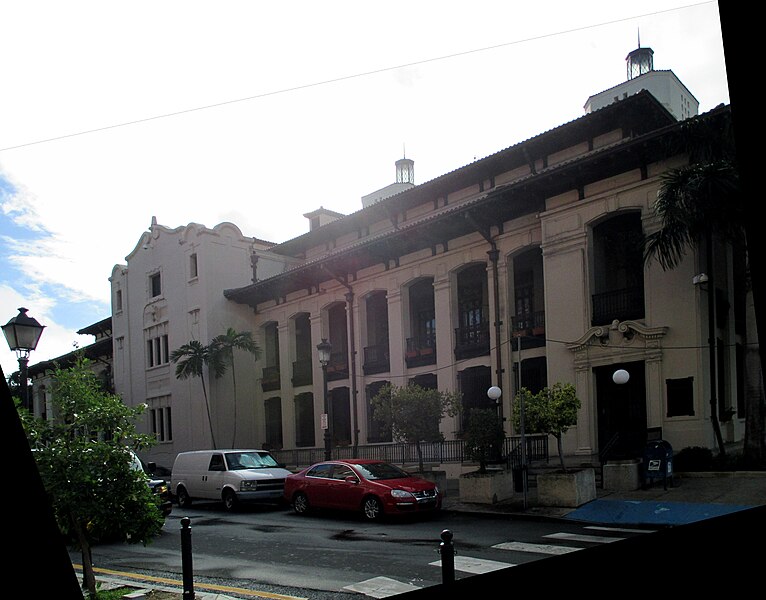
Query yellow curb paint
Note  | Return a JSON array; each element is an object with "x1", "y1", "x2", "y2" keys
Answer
[{"x1": 71, "y1": 564, "x2": 307, "y2": 600}]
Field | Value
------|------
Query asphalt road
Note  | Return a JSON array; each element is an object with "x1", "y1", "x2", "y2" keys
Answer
[{"x1": 72, "y1": 501, "x2": 647, "y2": 599}]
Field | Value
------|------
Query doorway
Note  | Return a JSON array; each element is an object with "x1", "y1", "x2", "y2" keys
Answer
[{"x1": 595, "y1": 361, "x2": 647, "y2": 459}]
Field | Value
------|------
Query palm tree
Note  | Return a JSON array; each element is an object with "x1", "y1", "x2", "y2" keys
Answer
[
  {"x1": 644, "y1": 111, "x2": 764, "y2": 465},
  {"x1": 170, "y1": 340, "x2": 218, "y2": 449},
  {"x1": 210, "y1": 328, "x2": 261, "y2": 448}
]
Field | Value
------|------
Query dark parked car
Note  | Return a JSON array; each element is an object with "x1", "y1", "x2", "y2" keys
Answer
[
  {"x1": 284, "y1": 459, "x2": 442, "y2": 521},
  {"x1": 130, "y1": 451, "x2": 172, "y2": 517}
]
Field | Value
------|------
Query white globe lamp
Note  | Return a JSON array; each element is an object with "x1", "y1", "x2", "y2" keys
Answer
[{"x1": 613, "y1": 369, "x2": 630, "y2": 385}]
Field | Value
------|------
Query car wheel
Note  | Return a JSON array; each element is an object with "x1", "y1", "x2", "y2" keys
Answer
[
  {"x1": 222, "y1": 489, "x2": 238, "y2": 512},
  {"x1": 176, "y1": 486, "x2": 192, "y2": 508},
  {"x1": 362, "y1": 496, "x2": 384, "y2": 521},
  {"x1": 292, "y1": 492, "x2": 310, "y2": 515}
]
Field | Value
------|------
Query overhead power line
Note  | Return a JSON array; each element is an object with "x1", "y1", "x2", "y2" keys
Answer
[{"x1": 0, "y1": 2, "x2": 707, "y2": 153}]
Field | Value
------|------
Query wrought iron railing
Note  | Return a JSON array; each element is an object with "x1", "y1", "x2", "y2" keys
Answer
[
  {"x1": 270, "y1": 434, "x2": 549, "y2": 470},
  {"x1": 454, "y1": 321, "x2": 490, "y2": 359},
  {"x1": 591, "y1": 286, "x2": 644, "y2": 325}
]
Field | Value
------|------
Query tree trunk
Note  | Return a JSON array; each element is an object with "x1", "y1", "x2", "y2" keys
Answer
[
  {"x1": 556, "y1": 435, "x2": 566, "y2": 472},
  {"x1": 73, "y1": 517, "x2": 96, "y2": 597}
]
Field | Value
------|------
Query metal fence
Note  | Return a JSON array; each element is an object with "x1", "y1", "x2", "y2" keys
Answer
[{"x1": 270, "y1": 434, "x2": 549, "y2": 470}]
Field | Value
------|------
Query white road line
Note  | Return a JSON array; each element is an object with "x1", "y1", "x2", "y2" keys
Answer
[
  {"x1": 492, "y1": 541, "x2": 583, "y2": 555},
  {"x1": 544, "y1": 532, "x2": 625, "y2": 543},
  {"x1": 586, "y1": 525, "x2": 655, "y2": 533},
  {"x1": 429, "y1": 555, "x2": 516, "y2": 574},
  {"x1": 343, "y1": 576, "x2": 422, "y2": 598}
]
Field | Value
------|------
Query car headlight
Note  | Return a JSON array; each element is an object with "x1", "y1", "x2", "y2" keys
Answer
[
  {"x1": 241, "y1": 481, "x2": 258, "y2": 491},
  {"x1": 390, "y1": 489, "x2": 415, "y2": 500}
]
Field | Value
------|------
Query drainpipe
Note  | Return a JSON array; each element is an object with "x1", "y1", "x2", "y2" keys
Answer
[
  {"x1": 320, "y1": 264, "x2": 359, "y2": 452},
  {"x1": 345, "y1": 291, "x2": 360, "y2": 452}
]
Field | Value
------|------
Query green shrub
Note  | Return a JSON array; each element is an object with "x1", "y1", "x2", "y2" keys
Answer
[{"x1": 673, "y1": 446, "x2": 713, "y2": 471}]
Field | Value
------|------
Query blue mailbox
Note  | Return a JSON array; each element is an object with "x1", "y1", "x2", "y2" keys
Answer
[{"x1": 643, "y1": 439, "x2": 673, "y2": 490}]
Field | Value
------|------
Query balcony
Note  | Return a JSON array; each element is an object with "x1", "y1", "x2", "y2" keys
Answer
[
  {"x1": 405, "y1": 335, "x2": 436, "y2": 368},
  {"x1": 261, "y1": 365, "x2": 280, "y2": 392},
  {"x1": 454, "y1": 321, "x2": 490, "y2": 360},
  {"x1": 291, "y1": 358, "x2": 313, "y2": 387},
  {"x1": 326, "y1": 351, "x2": 349, "y2": 381},
  {"x1": 363, "y1": 343, "x2": 390, "y2": 375},
  {"x1": 592, "y1": 286, "x2": 644, "y2": 325}
]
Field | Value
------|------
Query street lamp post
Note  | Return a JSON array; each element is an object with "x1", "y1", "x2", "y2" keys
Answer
[
  {"x1": 515, "y1": 327, "x2": 528, "y2": 509},
  {"x1": 3, "y1": 307, "x2": 46, "y2": 413},
  {"x1": 316, "y1": 338, "x2": 333, "y2": 460}
]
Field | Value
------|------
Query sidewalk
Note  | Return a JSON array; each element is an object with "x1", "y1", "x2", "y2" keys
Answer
[{"x1": 441, "y1": 470, "x2": 766, "y2": 526}]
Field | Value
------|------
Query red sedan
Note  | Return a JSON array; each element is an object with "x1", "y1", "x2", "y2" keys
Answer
[{"x1": 284, "y1": 459, "x2": 442, "y2": 521}]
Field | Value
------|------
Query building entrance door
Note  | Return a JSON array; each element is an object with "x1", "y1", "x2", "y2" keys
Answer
[{"x1": 595, "y1": 361, "x2": 647, "y2": 459}]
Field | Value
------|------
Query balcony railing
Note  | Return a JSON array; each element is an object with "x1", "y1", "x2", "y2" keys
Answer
[
  {"x1": 454, "y1": 321, "x2": 490, "y2": 360},
  {"x1": 261, "y1": 365, "x2": 280, "y2": 392},
  {"x1": 405, "y1": 334, "x2": 436, "y2": 367},
  {"x1": 592, "y1": 286, "x2": 644, "y2": 325},
  {"x1": 291, "y1": 358, "x2": 313, "y2": 387},
  {"x1": 512, "y1": 311, "x2": 546, "y2": 337},
  {"x1": 363, "y1": 343, "x2": 390, "y2": 375},
  {"x1": 326, "y1": 351, "x2": 349, "y2": 381}
]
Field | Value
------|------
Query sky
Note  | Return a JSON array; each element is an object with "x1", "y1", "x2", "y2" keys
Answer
[{"x1": 0, "y1": 1, "x2": 730, "y2": 378}]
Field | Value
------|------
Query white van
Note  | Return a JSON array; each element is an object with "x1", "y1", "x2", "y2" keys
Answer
[{"x1": 171, "y1": 449, "x2": 293, "y2": 511}]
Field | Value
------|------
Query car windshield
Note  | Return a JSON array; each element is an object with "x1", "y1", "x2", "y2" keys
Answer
[
  {"x1": 354, "y1": 462, "x2": 411, "y2": 480},
  {"x1": 225, "y1": 451, "x2": 279, "y2": 470}
]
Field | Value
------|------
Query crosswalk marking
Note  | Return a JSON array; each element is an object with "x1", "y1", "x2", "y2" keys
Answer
[
  {"x1": 429, "y1": 555, "x2": 515, "y2": 574},
  {"x1": 492, "y1": 541, "x2": 583, "y2": 555},
  {"x1": 343, "y1": 576, "x2": 422, "y2": 598},
  {"x1": 544, "y1": 532, "x2": 624, "y2": 543}
]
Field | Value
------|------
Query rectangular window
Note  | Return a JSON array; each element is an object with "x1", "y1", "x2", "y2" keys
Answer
[
  {"x1": 146, "y1": 333, "x2": 170, "y2": 368},
  {"x1": 666, "y1": 377, "x2": 694, "y2": 417},
  {"x1": 149, "y1": 398, "x2": 172, "y2": 442},
  {"x1": 150, "y1": 272, "x2": 162, "y2": 297}
]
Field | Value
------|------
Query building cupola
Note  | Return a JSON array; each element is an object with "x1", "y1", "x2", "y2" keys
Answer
[
  {"x1": 626, "y1": 36, "x2": 654, "y2": 80},
  {"x1": 396, "y1": 157, "x2": 414, "y2": 184}
]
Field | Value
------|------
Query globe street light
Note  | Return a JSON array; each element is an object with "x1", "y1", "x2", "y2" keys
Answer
[
  {"x1": 3, "y1": 307, "x2": 46, "y2": 412},
  {"x1": 316, "y1": 338, "x2": 333, "y2": 460},
  {"x1": 612, "y1": 369, "x2": 630, "y2": 385}
]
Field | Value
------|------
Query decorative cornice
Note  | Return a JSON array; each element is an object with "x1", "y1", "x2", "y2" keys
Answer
[{"x1": 568, "y1": 319, "x2": 668, "y2": 353}]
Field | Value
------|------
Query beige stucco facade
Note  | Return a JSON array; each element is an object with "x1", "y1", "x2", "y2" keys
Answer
[{"x1": 110, "y1": 95, "x2": 755, "y2": 473}]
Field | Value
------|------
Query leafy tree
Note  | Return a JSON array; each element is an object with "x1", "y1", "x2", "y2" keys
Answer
[
  {"x1": 210, "y1": 328, "x2": 261, "y2": 448},
  {"x1": 644, "y1": 112, "x2": 765, "y2": 464},
  {"x1": 171, "y1": 339, "x2": 218, "y2": 449},
  {"x1": 512, "y1": 383, "x2": 580, "y2": 472},
  {"x1": 18, "y1": 357, "x2": 164, "y2": 598},
  {"x1": 463, "y1": 408, "x2": 505, "y2": 473},
  {"x1": 370, "y1": 383, "x2": 462, "y2": 472}
]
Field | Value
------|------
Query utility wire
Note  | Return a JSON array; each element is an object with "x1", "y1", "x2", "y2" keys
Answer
[{"x1": 0, "y1": 2, "x2": 710, "y2": 153}]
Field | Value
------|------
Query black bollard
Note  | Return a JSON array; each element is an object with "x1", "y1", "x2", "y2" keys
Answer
[
  {"x1": 181, "y1": 516, "x2": 195, "y2": 600},
  {"x1": 439, "y1": 529, "x2": 455, "y2": 585}
]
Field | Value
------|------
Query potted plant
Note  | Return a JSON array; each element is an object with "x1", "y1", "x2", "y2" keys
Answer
[
  {"x1": 513, "y1": 382, "x2": 596, "y2": 507},
  {"x1": 459, "y1": 408, "x2": 514, "y2": 504}
]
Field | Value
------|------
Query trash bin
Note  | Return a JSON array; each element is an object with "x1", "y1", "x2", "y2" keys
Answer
[{"x1": 642, "y1": 439, "x2": 673, "y2": 490}]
